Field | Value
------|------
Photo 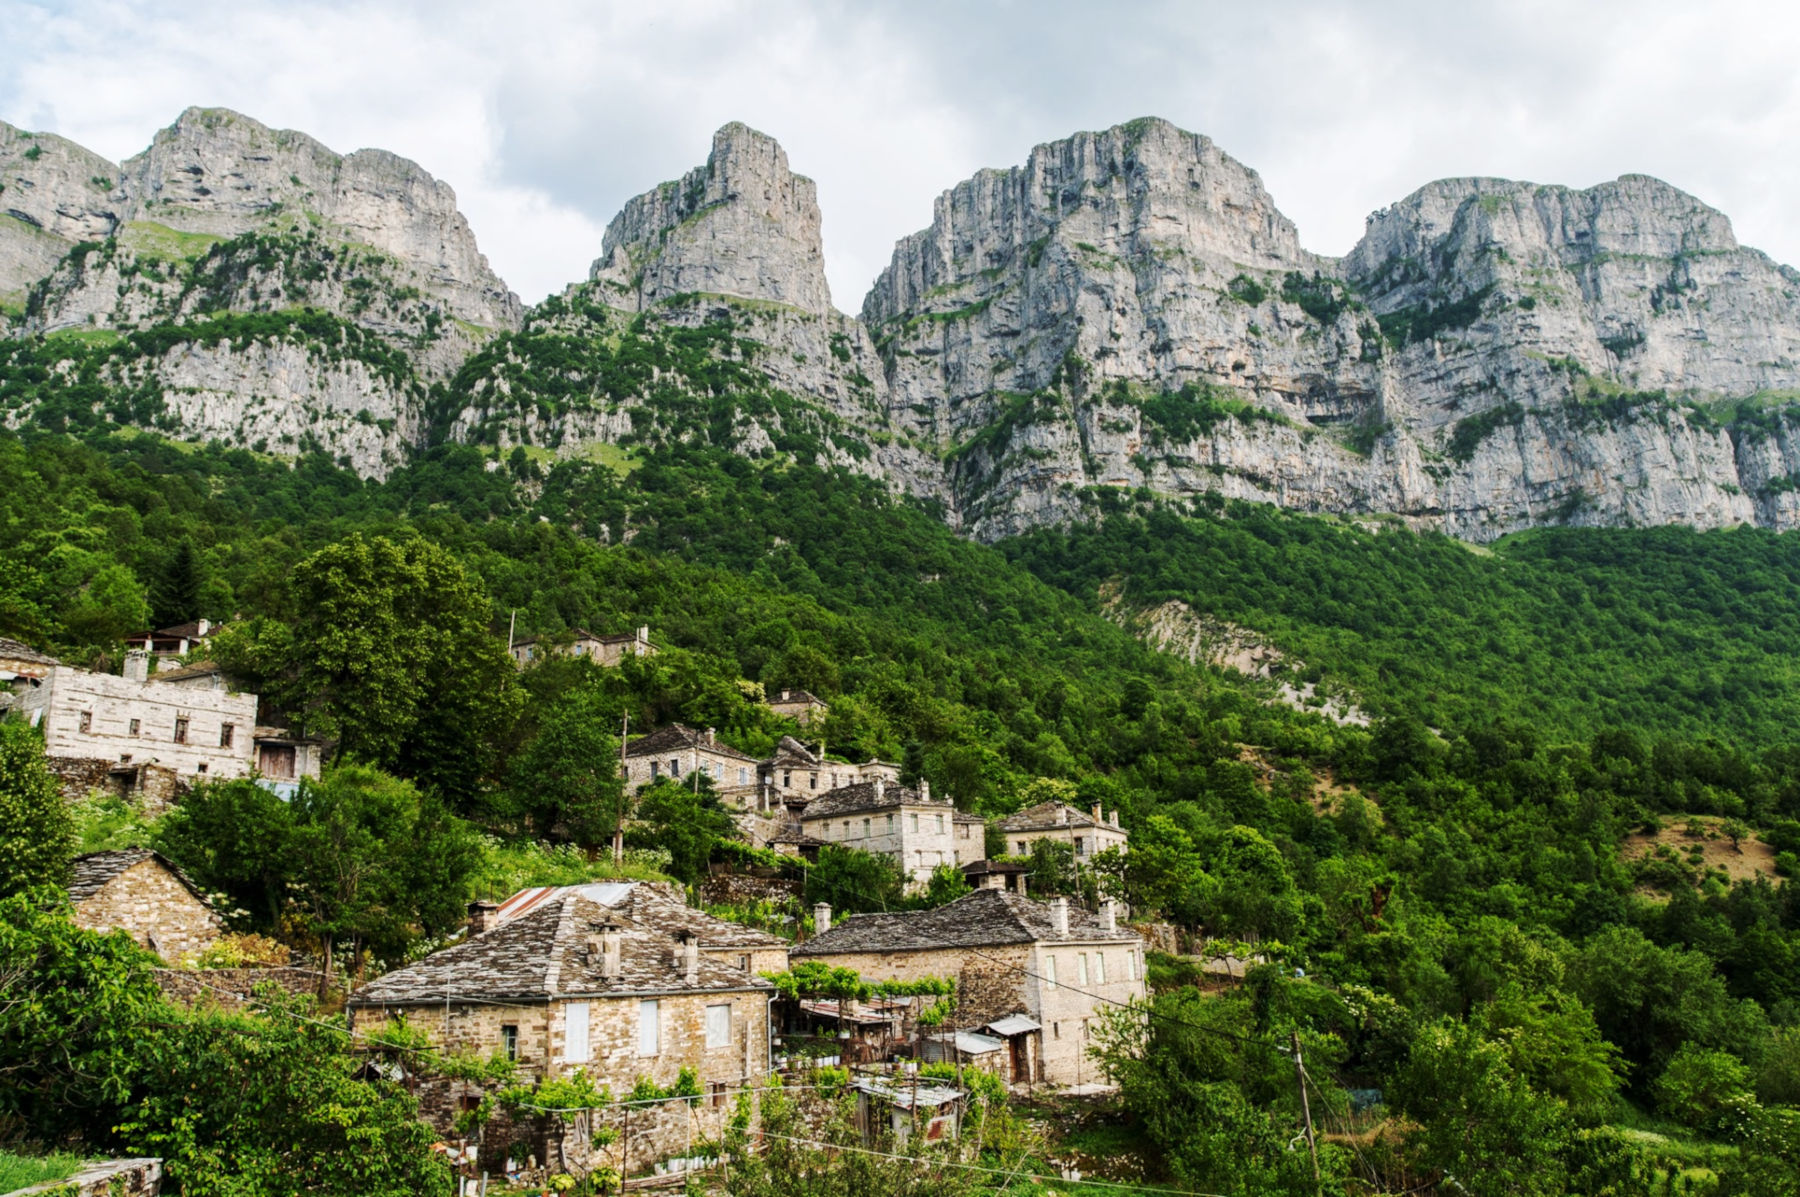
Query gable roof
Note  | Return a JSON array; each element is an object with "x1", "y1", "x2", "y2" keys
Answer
[
  {"x1": 996, "y1": 801, "x2": 1117, "y2": 833},
  {"x1": 765, "y1": 734, "x2": 821, "y2": 768},
  {"x1": 494, "y1": 882, "x2": 785, "y2": 950},
  {"x1": 349, "y1": 891, "x2": 775, "y2": 1006},
  {"x1": 0, "y1": 637, "x2": 61, "y2": 668},
  {"x1": 798, "y1": 781, "x2": 952, "y2": 821},
  {"x1": 792, "y1": 888, "x2": 1136, "y2": 956},
  {"x1": 68, "y1": 849, "x2": 215, "y2": 909},
  {"x1": 769, "y1": 689, "x2": 824, "y2": 706},
  {"x1": 624, "y1": 724, "x2": 762, "y2": 764}
]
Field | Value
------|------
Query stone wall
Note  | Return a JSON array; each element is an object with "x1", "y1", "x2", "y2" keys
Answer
[
  {"x1": 1028, "y1": 939, "x2": 1146, "y2": 1087},
  {"x1": 73, "y1": 859, "x2": 222, "y2": 964},
  {"x1": 19, "y1": 665, "x2": 259, "y2": 783},
  {"x1": 801, "y1": 802, "x2": 959, "y2": 887},
  {"x1": 698, "y1": 872, "x2": 802, "y2": 907},
  {"x1": 10, "y1": 1157, "x2": 162, "y2": 1196}
]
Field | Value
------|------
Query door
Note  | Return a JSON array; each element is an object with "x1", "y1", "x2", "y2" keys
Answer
[
  {"x1": 1009, "y1": 1035, "x2": 1029, "y2": 1083},
  {"x1": 259, "y1": 743, "x2": 296, "y2": 779}
]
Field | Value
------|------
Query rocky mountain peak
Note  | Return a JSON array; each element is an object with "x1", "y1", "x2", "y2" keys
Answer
[
  {"x1": 0, "y1": 121, "x2": 122, "y2": 309},
  {"x1": 588, "y1": 122, "x2": 832, "y2": 315}
]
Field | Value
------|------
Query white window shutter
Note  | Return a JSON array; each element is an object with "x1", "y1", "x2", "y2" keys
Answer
[{"x1": 565, "y1": 1001, "x2": 591, "y2": 1063}]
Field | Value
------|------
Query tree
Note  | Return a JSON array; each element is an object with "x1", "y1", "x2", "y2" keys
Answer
[
  {"x1": 241, "y1": 534, "x2": 520, "y2": 807},
  {"x1": 504, "y1": 681, "x2": 624, "y2": 847},
  {"x1": 1654, "y1": 1045, "x2": 1754, "y2": 1131},
  {"x1": 153, "y1": 537, "x2": 205, "y2": 627},
  {"x1": 805, "y1": 844, "x2": 906, "y2": 916},
  {"x1": 291, "y1": 763, "x2": 480, "y2": 980},
  {"x1": 153, "y1": 778, "x2": 296, "y2": 927},
  {"x1": 627, "y1": 778, "x2": 735, "y2": 885},
  {"x1": 0, "y1": 723, "x2": 72, "y2": 896},
  {"x1": 916, "y1": 862, "x2": 972, "y2": 908},
  {"x1": 1204, "y1": 825, "x2": 1304, "y2": 942}
]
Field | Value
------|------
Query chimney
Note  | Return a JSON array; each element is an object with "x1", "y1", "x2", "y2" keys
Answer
[
  {"x1": 1110, "y1": 810, "x2": 1120, "y2": 828},
  {"x1": 919, "y1": 779, "x2": 931, "y2": 802},
  {"x1": 874, "y1": 777, "x2": 885, "y2": 802},
  {"x1": 196, "y1": 618, "x2": 211, "y2": 636},
  {"x1": 683, "y1": 934, "x2": 699, "y2": 986},
  {"x1": 1099, "y1": 900, "x2": 1117, "y2": 934},
  {"x1": 706, "y1": 727, "x2": 716, "y2": 746},
  {"x1": 1092, "y1": 802, "x2": 1103, "y2": 826},
  {"x1": 813, "y1": 902, "x2": 832, "y2": 935},
  {"x1": 1050, "y1": 897, "x2": 1069, "y2": 937},
  {"x1": 781, "y1": 689, "x2": 791, "y2": 701},
  {"x1": 1056, "y1": 806, "x2": 1067, "y2": 825},
  {"x1": 637, "y1": 625, "x2": 651, "y2": 646},
  {"x1": 984, "y1": 871, "x2": 1005, "y2": 890},
  {"x1": 593, "y1": 923, "x2": 623, "y2": 977},
  {"x1": 467, "y1": 900, "x2": 499, "y2": 936},
  {"x1": 123, "y1": 650, "x2": 149, "y2": 684}
]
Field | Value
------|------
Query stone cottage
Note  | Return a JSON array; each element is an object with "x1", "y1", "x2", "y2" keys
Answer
[
  {"x1": 348, "y1": 887, "x2": 775, "y2": 1172},
  {"x1": 798, "y1": 779, "x2": 966, "y2": 889},
  {"x1": 766, "y1": 688, "x2": 828, "y2": 725},
  {"x1": 792, "y1": 890, "x2": 1146, "y2": 1087},
  {"x1": 997, "y1": 802, "x2": 1129, "y2": 866},
  {"x1": 623, "y1": 724, "x2": 765, "y2": 804},
  {"x1": 510, "y1": 625, "x2": 657, "y2": 669},
  {"x1": 762, "y1": 737, "x2": 900, "y2": 808},
  {"x1": 68, "y1": 849, "x2": 223, "y2": 964},
  {"x1": 123, "y1": 618, "x2": 220, "y2": 666}
]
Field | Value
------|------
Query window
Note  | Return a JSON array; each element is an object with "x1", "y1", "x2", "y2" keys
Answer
[
  {"x1": 910, "y1": 813, "x2": 920, "y2": 833},
  {"x1": 1075, "y1": 837, "x2": 1086, "y2": 857},
  {"x1": 501, "y1": 1024, "x2": 519, "y2": 1061},
  {"x1": 936, "y1": 813, "x2": 945, "y2": 834},
  {"x1": 1095, "y1": 953, "x2": 1107, "y2": 984},
  {"x1": 650, "y1": 761, "x2": 660, "y2": 779},
  {"x1": 1053, "y1": 1021, "x2": 1061, "y2": 1039},
  {"x1": 1016, "y1": 840, "x2": 1027, "y2": 855},
  {"x1": 565, "y1": 1001, "x2": 591, "y2": 1063},
  {"x1": 219, "y1": 723, "x2": 234, "y2": 748},
  {"x1": 173, "y1": 717, "x2": 189, "y2": 744},
  {"x1": 885, "y1": 813, "x2": 895, "y2": 832},
  {"x1": 809, "y1": 773, "x2": 817, "y2": 790},
  {"x1": 784, "y1": 771, "x2": 792, "y2": 787},
  {"x1": 1078, "y1": 953, "x2": 1089, "y2": 986},
  {"x1": 738, "y1": 767, "x2": 749, "y2": 786},
  {"x1": 129, "y1": 718, "x2": 141, "y2": 736},
  {"x1": 197, "y1": 763, "x2": 208, "y2": 774},
  {"x1": 737, "y1": 954, "x2": 750, "y2": 971},
  {"x1": 637, "y1": 999, "x2": 660, "y2": 1056},
  {"x1": 78, "y1": 710, "x2": 92, "y2": 733},
  {"x1": 705, "y1": 1003, "x2": 731, "y2": 1048},
  {"x1": 862, "y1": 817, "x2": 871, "y2": 837},
  {"x1": 1043, "y1": 954, "x2": 1057, "y2": 990},
  {"x1": 842, "y1": 820, "x2": 850, "y2": 837},
  {"x1": 1126, "y1": 952, "x2": 1138, "y2": 982},
  {"x1": 670, "y1": 758, "x2": 681, "y2": 778},
  {"x1": 959, "y1": 823, "x2": 969, "y2": 839},
  {"x1": 710, "y1": 1082, "x2": 729, "y2": 1108}
]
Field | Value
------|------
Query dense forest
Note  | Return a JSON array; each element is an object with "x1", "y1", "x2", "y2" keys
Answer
[{"x1": 3, "y1": 390, "x2": 1800, "y2": 1194}]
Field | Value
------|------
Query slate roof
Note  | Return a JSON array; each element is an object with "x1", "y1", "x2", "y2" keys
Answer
[
  {"x1": 513, "y1": 627, "x2": 647, "y2": 649},
  {"x1": 996, "y1": 801, "x2": 1121, "y2": 834},
  {"x1": 492, "y1": 882, "x2": 785, "y2": 950},
  {"x1": 350, "y1": 892, "x2": 775, "y2": 1006},
  {"x1": 0, "y1": 637, "x2": 60, "y2": 667},
  {"x1": 147, "y1": 660, "x2": 228, "y2": 684},
  {"x1": 68, "y1": 849, "x2": 214, "y2": 908},
  {"x1": 798, "y1": 781, "x2": 953, "y2": 821},
  {"x1": 768, "y1": 689, "x2": 824, "y2": 707},
  {"x1": 624, "y1": 724, "x2": 762, "y2": 763},
  {"x1": 792, "y1": 888, "x2": 1137, "y2": 956},
  {"x1": 765, "y1": 735, "x2": 821, "y2": 767}
]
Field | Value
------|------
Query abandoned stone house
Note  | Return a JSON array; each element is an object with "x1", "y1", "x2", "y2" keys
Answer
[
  {"x1": 348, "y1": 886, "x2": 775, "y2": 1171},
  {"x1": 123, "y1": 618, "x2": 220, "y2": 666},
  {"x1": 510, "y1": 625, "x2": 657, "y2": 669},
  {"x1": 792, "y1": 890, "x2": 1146, "y2": 1088},
  {"x1": 797, "y1": 779, "x2": 971, "y2": 888},
  {"x1": 11, "y1": 652, "x2": 320, "y2": 801},
  {"x1": 766, "y1": 688, "x2": 828, "y2": 724},
  {"x1": 68, "y1": 849, "x2": 223, "y2": 964},
  {"x1": 997, "y1": 802, "x2": 1129, "y2": 865}
]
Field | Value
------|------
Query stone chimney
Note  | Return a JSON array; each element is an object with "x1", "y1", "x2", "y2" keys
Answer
[
  {"x1": 123, "y1": 650, "x2": 150, "y2": 684},
  {"x1": 1110, "y1": 810, "x2": 1120, "y2": 828},
  {"x1": 467, "y1": 900, "x2": 499, "y2": 936},
  {"x1": 705, "y1": 727, "x2": 716, "y2": 746},
  {"x1": 683, "y1": 933, "x2": 700, "y2": 986},
  {"x1": 1050, "y1": 896, "x2": 1070, "y2": 936},
  {"x1": 1091, "y1": 802, "x2": 1103, "y2": 825},
  {"x1": 1056, "y1": 805, "x2": 1067, "y2": 825},
  {"x1": 919, "y1": 779, "x2": 931, "y2": 802},
  {"x1": 196, "y1": 618, "x2": 211, "y2": 636},
  {"x1": 813, "y1": 902, "x2": 832, "y2": 935},
  {"x1": 1099, "y1": 900, "x2": 1117, "y2": 934},
  {"x1": 637, "y1": 625, "x2": 651, "y2": 647},
  {"x1": 592, "y1": 923, "x2": 623, "y2": 977},
  {"x1": 781, "y1": 689, "x2": 791, "y2": 701},
  {"x1": 874, "y1": 777, "x2": 885, "y2": 802}
]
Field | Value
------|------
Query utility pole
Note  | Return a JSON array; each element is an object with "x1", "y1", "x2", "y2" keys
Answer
[
  {"x1": 614, "y1": 714, "x2": 628, "y2": 867},
  {"x1": 1291, "y1": 1030, "x2": 1322, "y2": 1197}
]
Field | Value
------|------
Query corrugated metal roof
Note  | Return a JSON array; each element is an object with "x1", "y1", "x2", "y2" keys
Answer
[
  {"x1": 928, "y1": 1030, "x2": 1005, "y2": 1055},
  {"x1": 855, "y1": 1077, "x2": 963, "y2": 1109},
  {"x1": 985, "y1": 1014, "x2": 1042, "y2": 1036}
]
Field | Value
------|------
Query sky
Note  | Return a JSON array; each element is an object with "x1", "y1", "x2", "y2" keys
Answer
[{"x1": 5, "y1": 0, "x2": 1800, "y2": 310}]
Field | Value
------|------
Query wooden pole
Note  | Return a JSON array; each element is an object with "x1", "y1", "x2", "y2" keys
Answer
[
  {"x1": 615, "y1": 715, "x2": 628, "y2": 867},
  {"x1": 1291, "y1": 1030, "x2": 1322, "y2": 1197}
]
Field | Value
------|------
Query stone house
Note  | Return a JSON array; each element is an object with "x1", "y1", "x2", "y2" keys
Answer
[
  {"x1": 798, "y1": 779, "x2": 965, "y2": 888},
  {"x1": 123, "y1": 618, "x2": 219, "y2": 665},
  {"x1": 792, "y1": 890, "x2": 1146, "y2": 1088},
  {"x1": 623, "y1": 724, "x2": 765, "y2": 804},
  {"x1": 762, "y1": 737, "x2": 900, "y2": 808},
  {"x1": 0, "y1": 636, "x2": 59, "y2": 683},
  {"x1": 348, "y1": 887, "x2": 775, "y2": 1172},
  {"x1": 997, "y1": 802, "x2": 1129, "y2": 865},
  {"x1": 510, "y1": 625, "x2": 657, "y2": 669},
  {"x1": 68, "y1": 849, "x2": 223, "y2": 964},
  {"x1": 766, "y1": 688, "x2": 828, "y2": 725}
]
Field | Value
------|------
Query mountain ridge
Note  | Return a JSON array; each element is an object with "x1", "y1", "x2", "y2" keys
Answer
[{"x1": 8, "y1": 109, "x2": 1800, "y2": 541}]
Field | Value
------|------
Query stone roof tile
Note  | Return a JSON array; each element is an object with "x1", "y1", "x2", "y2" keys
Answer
[{"x1": 792, "y1": 889, "x2": 1137, "y2": 956}]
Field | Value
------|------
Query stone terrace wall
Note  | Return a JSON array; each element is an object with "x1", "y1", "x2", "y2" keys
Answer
[
  {"x1": 152, "y1": 967, "x2": 324, "y2": 1008},
  {"x1": 10, "y1": 1157, "x2": 162, "y2": 1196},
  {"x1": 73, "y1": 859, "x2": 222, "y2": 964}
]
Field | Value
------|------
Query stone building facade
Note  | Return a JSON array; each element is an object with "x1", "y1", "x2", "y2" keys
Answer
[
  {"x1": 997, "y1": 802, "x2": 1129, "y2": 864},
  {"x1": 798, "y1": 779, "x2": 963, "y2": 888},
  {"x1": 623, "y1": 724, "x2": 765, "y2": 804},
  {"x1": 68, "y1": 849, "x2": 224, "y2": 964},
  {"x1": 766, "y1": 688, "x2": 828, "y2": 724},
  {"x1": 793, "y1": 889, "x2": 1146, "y2": 1087},
  {"x1": 510, "y1": 625, "x2": 657, "y2": 669}
]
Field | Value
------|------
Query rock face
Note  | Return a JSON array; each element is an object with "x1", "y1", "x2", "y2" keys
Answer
[
  {"x1": 0, "y1": 122, "x2": 120, "y2": 311},
  {"x1": 590, "y1": 123, "x2": 833, "y2": 316}
]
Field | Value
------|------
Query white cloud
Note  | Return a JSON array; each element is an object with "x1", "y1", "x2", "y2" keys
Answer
[{"x1": 4, "y1": 0, "x2": 1800, "y2": 307}]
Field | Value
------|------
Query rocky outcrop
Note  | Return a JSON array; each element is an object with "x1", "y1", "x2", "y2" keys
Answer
[
  {"x1": 0, "y1": 121, "x2": 120, "y2": 314},
  {"x1": 590, "y1": 122, "x2": 833, "y2": 316}
]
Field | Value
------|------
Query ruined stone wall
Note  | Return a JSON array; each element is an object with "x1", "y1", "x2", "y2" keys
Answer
[
  {"x1": 73, "y1": 859, "x2": 222, "y2": 963},
  {"x1": 798, "y1": 945, "x2": 1033, "y2": 1030},
  {"x1": 152, "y1": 966, "x2": 324, "y2": 1008}
]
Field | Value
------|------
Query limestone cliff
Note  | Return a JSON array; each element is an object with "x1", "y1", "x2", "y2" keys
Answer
[{"x1": 0, "y1": 122, "x2": 120, "y2": 314}]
